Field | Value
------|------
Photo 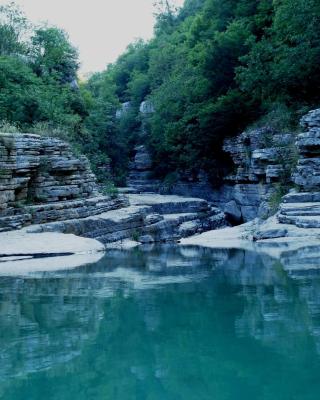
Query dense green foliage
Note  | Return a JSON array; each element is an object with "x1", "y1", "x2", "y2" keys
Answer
[
  {"x1": 87, "y1": 0, "x2": 320, "y2": 182},
  {"x1": 1, "y1": 1, "x2": 320, "y2": 185},
  {"x1": 0, "y1": 3, "x2": 87, "y2": 145}
]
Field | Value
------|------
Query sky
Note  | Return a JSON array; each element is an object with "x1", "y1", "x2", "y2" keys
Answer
[{"x1": 3, "y1": 0, "x2": 184, "y2": 75}]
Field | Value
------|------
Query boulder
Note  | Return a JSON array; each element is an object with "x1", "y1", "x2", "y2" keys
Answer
[
  {"x1": 139, "y1": 100, "x2": 154, "y2": 115},
  {"x1": 139, "y1": 235, "x2": 155, "y2": 244},
  {"x1": 224, "y1": 200, "x2": 242, "y2": 224},
  {"x1": 178, "y1": 220, "x2": 201, "y2": 237}
]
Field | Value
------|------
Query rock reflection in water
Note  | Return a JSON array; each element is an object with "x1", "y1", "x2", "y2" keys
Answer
[{"x1": 1, "y1": 245, "x2": 320, "y2": 399}]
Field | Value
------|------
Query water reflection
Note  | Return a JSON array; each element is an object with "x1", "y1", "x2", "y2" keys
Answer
[{"x1": 1, "y1": 245, "x2": 320, "y2": 399}]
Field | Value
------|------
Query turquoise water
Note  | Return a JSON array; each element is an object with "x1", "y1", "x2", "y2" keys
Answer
[{"x1": 1, "y1": 245, "x2": 320, "y2": 399}]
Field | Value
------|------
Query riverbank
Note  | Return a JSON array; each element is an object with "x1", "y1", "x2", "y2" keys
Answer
[
  {"x1": 1, "y1": 215, "x2": 320, "y2": 275},
  {"x1": 0, "y1": 229, "x2": 104, "y2": 274},
  {"x1": 180, "y1": 218, "x2": 320, "y2": 265}
]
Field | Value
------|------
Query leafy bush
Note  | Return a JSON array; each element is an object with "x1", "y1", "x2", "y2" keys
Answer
[
  {"x1": 0, "y1": 120, "x2": 20, "y2": 133},
  {"x1": 131, "y1": 230, "x2": 140, "y2": 242},
  {"x1": 268, "y1": 184, "x2": 288, "y2": 215},
  {"x1": 101, "y1": 182, "x2": 119, "y2": 198},
  {"x1": 250, "y1": 103, "x2": 297, "y2": 133}
]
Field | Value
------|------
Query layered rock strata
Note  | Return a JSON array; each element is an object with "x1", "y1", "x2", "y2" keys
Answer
[
  {"x1": 0, "y1": 134, "x2": 98, "y2": 206},
  {"x1": 0, "y1": 133, "x2": 227, "y2": 244},
  {"x1": 256, "y1": 109, "x2": 320, "y2": 239},
  {"x1": 124, "y1": 126, "x2": 296, "y2": 222},
  {"x1": 28, "y1": 194, "x2": 227, "y2": 244},
  {"x1": 169, "y1": 128, "x2": 295, "y2": 222},
  {"x1": 126, "y1": 145, "x2": 161, "y2": 193},
  {"x1": 209, "y1": 128, "x2": 296, "y2": 222},
  {"x1": 0, "y1": 133, "x2": 127, "y2": 232}
]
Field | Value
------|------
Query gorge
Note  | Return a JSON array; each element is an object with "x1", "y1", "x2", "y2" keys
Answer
[
  {"x1": 1, "y1": 107, "x2": 320, "y2": 258},
  {"x1": 1, "y1": 1, "x2": 320, "y2": 398}
]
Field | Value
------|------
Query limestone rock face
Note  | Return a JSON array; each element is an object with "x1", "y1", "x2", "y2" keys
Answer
[
  {"x1": 27, "y1": 194, "x2": 228, "y2": 245},
  {"x1": 0, "y1": 133, "x2": 126, "y2": 231},
  {"x1": 223, "y1": 128, "x2": 294, "y2": 184},
  {"x1": 294, "y1": 110, "x2": 320, "y2": 190},
  {"x1": 126, "y1": 145, "x2": 161, "y2": 193},
  {"x1": 224, "y1": 200, "x2": 242, "y2": 224},
  {"x1": 255, "y1": 108, "x2": 320, "y2": 239},
  {"x1": 300, "y1": 108, "x2": 320, "y2": 129},
  {"x1": 132, "y1": 145, "x2": 153, "y2": 171},
  {"x1": 139, "y1": 100, "x2": 154, "y2": 115},
  {"x1": 115, "y1": 102, "x2": 131, "y2": 119},
  {"x1": 0, "y1": 133, "x2": 227, "y2": 241},
  {"x1": 0, "y1": 134, "x2": 98, "y2": 207},
  {"x1": 123, "y1": 128, "x2": 296, "y2": 223},
  {"x1": 0, "y1": 133, "x2": 229, "y2": 242},
  {"x1": 280, "y1": 109, "x2": 320, "y2": 229},
  {"x1": 153, "y1": 127, "x2": 295, "y2": 222},
  {"x1": 210, "y1": 128, "x2": 295, "y2": 222}
]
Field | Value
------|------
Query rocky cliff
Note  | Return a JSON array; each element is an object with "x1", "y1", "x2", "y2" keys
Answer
[
  {"x1": 0, "y1": 133, "x2": 126, "y2": 231},
  {"x1": 124, "y1": 105, "x2": 297, "y2": 223},
  {"x1": 127, "y1": 145, "x2": 161, "y2": 193},
  {"x1": 216, "y1": 127, "x2": 296, "y2": 222},
  {"x1": 0, "y1": 134, "x2": 97, "y2": 206},
  {"x1": 0, "y1": 133, "x2": 227, "y2": 244},
  {"x1": 6, "y1": 106, "x2": 320, "y2": 245},
  {"x1": 256, "y1": 108, "x2": 320, "y2": 240}
]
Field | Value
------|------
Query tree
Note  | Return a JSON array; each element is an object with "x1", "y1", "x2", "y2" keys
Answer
[
  {"x1": 237, "y1": 0, "x2": 320, "y2": 106},
  {"x1": 83, "y1": 72, "x2": 132, "y2": 184},
  {"x1": 153, "y1": 0, "x2": 179, "y2": 33},
  {"x1": 0, "y1": 2, "x2": 30, "y2": 56},
  {"x1": 0, "y1": 56, "x2": 41, "y2": 124},
  {"x1": 31, "y1": 27, "x2": 79, "y2": 84}
]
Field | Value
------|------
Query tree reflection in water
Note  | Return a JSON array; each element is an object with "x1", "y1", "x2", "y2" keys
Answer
[{"x1": 1, "y1": 245, "x2": 320, "y2": 400}]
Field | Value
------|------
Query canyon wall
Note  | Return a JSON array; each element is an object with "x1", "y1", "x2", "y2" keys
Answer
[
  {"x1": 0, "y1": 132, "x2": 226, "y2": 243},
  {"x1": 165, "y1": 128, "x2": 295, "y2": 222},
  {"x1": 0, "y1": 134, "x2": 97, "y2": 208},
  {"x1": 254, "y1": 108, "x2": 320, "y2": 240},
  {"x1": 0, "y1": 133, "x2": 125, "y2": 231},
  {"x1": 126, "y1": 102, "x2": 297, "y2": 223}
]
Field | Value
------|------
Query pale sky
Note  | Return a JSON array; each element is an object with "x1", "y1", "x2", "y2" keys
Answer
[{"x1": 3, "y1": 0, "x2": 184, "y2": 75}]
